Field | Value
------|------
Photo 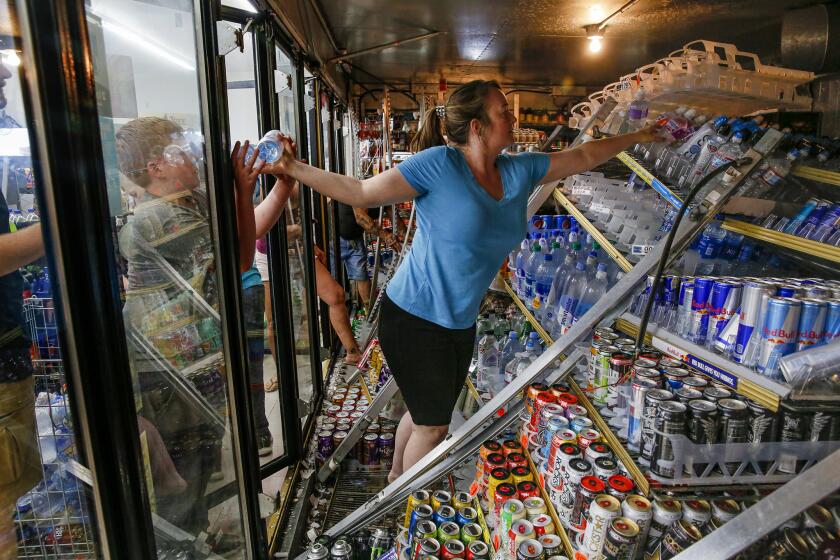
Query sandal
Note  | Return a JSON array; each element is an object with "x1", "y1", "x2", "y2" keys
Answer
[{"x1": 264, "y1": 377, "x2": 278, "y2": 392}]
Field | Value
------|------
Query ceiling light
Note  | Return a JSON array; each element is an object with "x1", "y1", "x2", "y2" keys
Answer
[
  {"x1": 588, "y1": 37, "x2": 603, "y2": 53},
  {"x1": 584, "y1": 23, "x2": 605, "y2": 54},
  {"x1": 1, "y1": 50, "x2": 20, "y2": 67}
]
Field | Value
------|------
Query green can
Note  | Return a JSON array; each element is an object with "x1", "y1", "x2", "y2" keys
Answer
[
  {"x1": 438, "y1": 521, "x2": 461, "y2": 543},
  {"x1": 461, "y1": 522, "x2": 484, "y2": 545}
]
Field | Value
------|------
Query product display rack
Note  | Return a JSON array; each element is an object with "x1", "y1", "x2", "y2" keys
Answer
[
  {"x1": 721, "y1": 218, "x2": 840, "y2": 265},
  {"x1": 792, "y1": 166, "x2": 840, "y2": 187}
]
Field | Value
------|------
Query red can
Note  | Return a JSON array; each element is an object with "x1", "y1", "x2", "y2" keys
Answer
[
  {"x1": 326, "y1": 405, "x2": 341, "y2": 418},
  {"x1": 441, "y1": 538, "x2": 465, "y2": 560},
  {"x1": 554, "y1": 392, "x2": 578, "y2": 411},
  {"x1": 607, "y1": 474, "x2": 635, "y2": 502},
  {"x1": 574, "y1": 475, "x2": 607, "y2": 531},
  {"x1": 484, "y1": 452, "x2": 507, "y2": 483},
  {"x1": 507, "y1": 452, "x2": 528, "y2": 470},
  {"x1": 529, "y1": 392, "x2": 558, "y2": 431},
  {"x1": 640, "y1": 350, "x2": 662, "y2": 364},
  {"x1": 526, "y1": 383, "x2": 549, "y2": 414},
  {"x1": 502, "y1": 439, "x2": 523, "y2": 457},
  {"x1": 493, "y1": 482, "x2": 517, "y2": 516},
  {"x1": 577, "y1": 428, "x2": 601, "y2": 450},
  {"x1": 549, "y1": 383, "x2": 571, "y2": 399},
  {"x1": 531, "y1": 513, "x2": 555, "y2": 536},
  {"x1": 516, "y1": 481, "x2": 540, "y2": 500}
]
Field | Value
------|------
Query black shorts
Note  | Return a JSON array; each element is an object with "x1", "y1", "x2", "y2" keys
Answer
[{"x1": 379, "y1": 293, "x2": 476, "y2": 426}]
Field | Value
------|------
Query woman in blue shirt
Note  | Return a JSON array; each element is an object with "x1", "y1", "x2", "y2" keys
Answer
[{"x1": 262, "y1": 80, "x2": 663, "y2": 482}]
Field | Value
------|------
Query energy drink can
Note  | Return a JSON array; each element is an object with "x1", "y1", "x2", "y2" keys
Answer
[
  {"x1": 317, "y1": 431, "x2": 334, "y2": 462},
  {"x1": 523, "y1": 496, "x2": 548, "y2": 520},
  {"x1": 640, "y1": 389, "x2": 674, "y2": 465},
  {"x1": 512, "y1": 466, "x2": 535, "y2": 485},
  {"x1": 594, "y1": 345, "x2": 620, "y2": 405},
  {"x1": 584, "y1": 441, "x2": 613, "y2": 463},
  {"x1": 508, "y1": 452, "x2": 529, "y2": 471},
  {"x1": 604, "y1": 352, "x2": 634, "y2": 407},
  {"x1": 405, "y1": 490, "x2": 432, "y2": 528},
  {"x1": 493, "y1": 483, "x2": 518, "y2": 517},
  {"x1": 757, "y1": 297, "x2": 801, "y2": 377},
  {"x1": 515, "y1": 539, "x2": 544, "y2": 560},
  {"x1": 645, "y1": 499, "x2": 683, "y2": 556},
  {"x1": 650, "y1": 401, "x2": 687, "y2": 479},
  {"x1": 682, "y1": 376, "x2": 708, "y2": 392},
  {"x1": 500, "y1": 499, "x2": 527, "y2": 536},
  {"x1": 776, "y1": 284, "x2": 800, "y2": 298},
  {"x1": 746, "y1": 399, "x2": 779, "y2": 444},
  {"x1": 577, "y1": 428, "x2": 601, "y2": 450},
  {"x1": 572, "y1": 476, "x2": 607, "y2": 532},
  {"x1": 503, "y1": 439, "x2": 524, "y2": 457},
  {"x1": 589, "y1": 340, "x2": 608, "y2": 393},
  {"x1": 682, "y1": 500, "x2": 712, "y2": 528},
  {"x1": 361, "y1": 433, "x2": 380, "y2": 465},
  {"x1": 702, "y1": 386, "x2": 731, "y2": 404},
  {"x1": 548, "y1": 442, "x2": 580, "y2": 496},
  {"x1": 601, "y1": 517, "x2": 640, "y2": 560},
  {"x1": 628, "y1": 378, "x2": 658, "y2": 452},
  {"x1": 689, "y1": 276, "x2": 715, "y2": 343},
  {"x1": 711, "y1": 500, "x2": 740, "y2": 525},
  {"x1": 581, "y1": 494, "x2": 621, "y2": 558},
  {"x1": 531, "y1": 514, "x2": 555, "y2": 537},
  {"x1": 662, "y1": 367, "x2": 689, "y2": 390},
  {"x1": 507, "y1": 520, "x2": 537, "y2": 559},
  {"x1": 517, "y1": 481, "x2": 541, "y2": 501},
  {"x1": 825, "y1": 300, "x2": 840, "y2": 344},
  {"x1": 594, "y1": 456, "x2": 620, "y2": 481},
  {"x1": 674, "y1": 386, "x2": 702, "y2": 405},
  {"x1": 488, "y1": 467, "x2": 513, "y2": 503},
  {"x1": 708, "y1": 281, "x2": 742, "y2": 343},
  {"x1": 676, "y1": 281, "x2": 694, "y2": 337},
  {"x1": 651, "y1": 519, "x2": 701, "y2": 560},
  {"x1": 526, "y1": 384, "x2": 550, "y2": 415},
  {"x1": 558, "y1": 458, "x2": 592, "y2": 527},
  {"x1": 622, "y1": 494, "x2": 653, "y2": 560},
  {"x1": 809, "y1": 406, "x2": 840, "y2": 442},
  {"x1": 796, "y1": 298, "x2": 827, "y2": 351},
  {"x1": 732, "y1": 281, "x2": 775, "y2": 364},
  {"x1": 570, "y1": 416, "x2": 594, "y2": 434},
  {"x1": 538, "y1": 534, "x2": 562, "y2": 556},
  {"x1": 662, "y1": 275, "x2": 681, "y2": 309},
  {"x1": 718, "y1": 398, "x2": 749, "y2": 473},
  {"x1": 687, "y1": 399, "x2": 718, "y2": 445},
  {"x1": 606, "y1": 475, "x2": 634, "y2": 502}
]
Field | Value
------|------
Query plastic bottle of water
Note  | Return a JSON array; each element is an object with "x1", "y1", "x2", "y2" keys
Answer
[
  {"x1": 499, "y1": 331, "x2": 524, "y2": 373},
  {"x1": 557, "y1": 262, "x2": 588, "y2": 336},
  {"x1": 514, "y1": 239, "x2": 530, "y2": 297},
  {"x1": 524, "y1": 243, "x2": 542, "y2": 307},
  {"x1": 24, "y1": 208, "x2": 38, "y2": 222},
  {"x1": 572, "y1": 263, "x2": 608, "y2": 325},
  {"x1": 503, "y1": 352, "x2": 525, "y2": 385},
  {"x1": 739, "y1": 149, "x2": 800, "y2": 198},
  {"x1": 622, "y1": 90, "x2": 649, "y2": 133},
  {"x1": 534, "y1": 254, "x2": 556, "y2": 321},
  {"x1": 476, "y1": 329, "x2": 499, "y2": 391},
  {"x1": 545, "y1": 248, "x2": 577, "y2": 334},
  {"x1": 514, "y1": 350, "x2": 536, "y2": 382},
  {"x1": 508, "y1": 243, "x2": 522, "y2": 280},
  {"x1": 584, "y1": 250, "x2": 599, "y2": 279},
  {"x1": 258, "y1": 130, "x2": 283, "y2": 163},
  {"x1": 550, "y1": 240, "x2": 564, "y2": 262}
]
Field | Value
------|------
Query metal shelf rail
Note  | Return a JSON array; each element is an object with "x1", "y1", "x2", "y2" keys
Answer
[
  {"x1": 792, "y1": 165, "x2": 840, "y2": 187},
  {"x1": 722, "y1": 218, "x2": 840, "y2": 265}
]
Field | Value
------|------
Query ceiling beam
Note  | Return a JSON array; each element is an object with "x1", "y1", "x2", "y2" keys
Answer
[{"x1": 327, "y1": 31, "x2": 445, "y2": 64}]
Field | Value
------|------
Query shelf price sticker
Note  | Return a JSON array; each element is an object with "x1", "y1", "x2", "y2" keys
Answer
[
  {"x1": 652, "y1": 335, "x2": 739, "y2": 389},
  {"x1": 617, "y1": 152, "x2": 683, "y2": 209}
]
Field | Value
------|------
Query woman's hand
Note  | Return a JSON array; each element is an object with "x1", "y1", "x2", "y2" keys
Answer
[
  {"x1": 633, "y1": 123, "x2": 670, "y2": 144},
  {"x1": 259, "y1": 133, "x2": 298, "y2": 176},
  {"x1": 231, "y1": 140, "x2": 264, "y2": 198}
]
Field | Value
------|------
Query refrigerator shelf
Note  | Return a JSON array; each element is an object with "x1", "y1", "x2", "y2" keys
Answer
[
  {"x1": 721, "y1": 219, "x2": 840, "y2": 266},
  {"x1": 792, "y1": 165, "x2": 840, "y2": 187}
]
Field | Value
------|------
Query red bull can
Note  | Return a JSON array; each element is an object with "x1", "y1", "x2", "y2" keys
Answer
[
  {"x1": 805, "y1": 285, "x2": 832, "y2": 299},
  {"x1": 825, "y1": 300, "x2": 840, "y2": 345},
  {"x1": 689, "y1": 277, "x2": 715, "y2": 344},
  {"x1": 796, "y1": 298, "x2": 828, "y2": 351},
  {"x1": 676, "y1": 278, "x2": 694, "y2": 337},
  {"x1": 662, "y1": 275, "x2": 681, "y2": 309},
  {"x1": 777, "y1": 284, "x2": 801, "y2": 298},
  {"x1": 733, "y1": 281, "x2": 775, "y2": 365},
  {"x1": 708, "y1": 281, "x2": 741, "y2": 345},
  {"x1": 757, "y1": 297, "x2": 801, "y2": 378}
]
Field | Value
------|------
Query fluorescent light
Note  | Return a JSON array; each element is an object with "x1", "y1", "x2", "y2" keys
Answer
[
  {"x1": 223, "y1": 0, "x2": 257, "y2": 12},
  {"x1": 98, "y1": 15, "x2": 195, "y2": 71},
  {"x1": 1, "y1": 50, "x2": 20, "y2": 67}
]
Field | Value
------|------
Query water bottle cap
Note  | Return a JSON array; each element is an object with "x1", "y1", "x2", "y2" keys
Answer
[
  {"x1": 588, "y1": 250, "x2": 597, "y2": 258},
  {"x1": 532, "y1": 243, "x2": 541, "y2": 251},
  {"x1": 509, "y1": 331, "x2": 519, "y2": 339},
  {"x1": 576, "y1": 262, "x2": 586, "y2": 271},
  {"x1": 597, "y1": 262, "x2": 608, "y2": 271},
  {"x1": 787, "y1": 149, "x2": 799, "y2": 160},
  {"x1": 568, "y1": 232, "x2": 578, "y2": 243},
  {"x1": 529, "y1": 331, "x2": 540, "y2": 339}
]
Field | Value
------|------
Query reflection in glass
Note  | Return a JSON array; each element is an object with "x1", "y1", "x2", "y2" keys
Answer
[
  {"x1": 86, "y1": 0, "x2": 246, "y2": 555},
  {"x1": 1, "y1": 4, "x2": 100, "y2": 556}
]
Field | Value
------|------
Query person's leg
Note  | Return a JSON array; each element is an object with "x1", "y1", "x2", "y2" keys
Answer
[
  {"x1": 341, "y1": 238, "x2": 371, "y2": 308},
  {"x1": 314, "y1": 258, "x2": 361, "y2": 363},
  {"x1": 388, "y1": 410, "x2": 414, "y2": 483},
  {"x1": 0, "y1": 503, "x2": 17, "y2": 560},
  {"x1": 263, "y1": 281, "x2": 278, "y2": 393},
  {"x1": 243, "y1": 285, "x2": 271, "y2": 454},
  {"x1": 356, "y1": 279, "x2": 371, "y2": 306}
]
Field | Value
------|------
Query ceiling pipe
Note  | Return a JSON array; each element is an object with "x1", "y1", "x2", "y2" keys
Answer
[
  {"x1": 328, "y1": 31, "x2": 445, "y2": 64},
  {"x1": 306, "y1": 0, "x2": 340, "y2": 53}
]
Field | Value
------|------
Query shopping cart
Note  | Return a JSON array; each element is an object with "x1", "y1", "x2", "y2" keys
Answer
[{"x1": 14, "y1": 297, "x2": 97, "y2": 558}]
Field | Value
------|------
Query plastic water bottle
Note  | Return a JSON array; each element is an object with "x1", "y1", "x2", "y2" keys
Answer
[
  {"x1": 476, "y1": 329, "x2": 499, "y2": 391},
  {"x1": 623, "y1": 90, "x2": 649, "y2": 133},
  {"x1": 584, "y1": 251, "x2": 599, "y2": 279},
  {"x1": 515, "y1": 240, "x2": 530, "y2": 297},
  {"x1": 524, "y1": 243, "x2": 542, "y2": 307},
  {"x1": 503, "y1": 352, "x2": 525, "y2": 385},
  {"x1": 258, "y1": 130, "x2": 283, "y2": 163},
  {"x1": 572, "y1": 263, "x2": 608, "y2": 324},
  {"x1": 508, "y1": 243, "x2": 522, "y2": 280},
  {"x1": 534, "y1": 254, "x2": 556, "y2": 321},
  {"x1": 545, "y1": 248, "x2": 577, "y2": 333},
  {"x1": 514, "y1": 350, "x2": 536, "y2": 381},
  {"x1": 656, "y1": 109, "x2": 696, "y2": 142},
  {"x1": 24, "y1": 208, "x2": 38, "y2": 222},
  {"x1": 557, "y1": 262, "x2": 588, "y2": 336},
  {"x1": 499, "y1": 331, "x2": 524, "y2": 373}
]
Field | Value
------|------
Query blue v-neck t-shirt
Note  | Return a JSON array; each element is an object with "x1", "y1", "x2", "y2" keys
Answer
[{"x1": 387, "y1": 146, "x2": 549, "y2": 329}]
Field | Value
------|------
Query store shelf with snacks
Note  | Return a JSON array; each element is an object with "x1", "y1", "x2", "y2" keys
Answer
[
  {"x1": 552, "y1": 188, "x2": 634, "y2": 273},
  {"x1": 721, "y1": 219, "x2": 840, "y2": 266},
  {"x1": 524, "y1": 448, "x2": 577, "y2": 558},
  {"x1": 614, "y1": 312, "x2": 790, "y2": 411},
  {"x1": 502, "y1": 280, "x2": 650, "y2": 496},
  {"x1": 792, "y1": 166, "x2": 840, "y2": 188},
  {"x1": 615, "y1": 151, "x2": 685, "y2": 209}
]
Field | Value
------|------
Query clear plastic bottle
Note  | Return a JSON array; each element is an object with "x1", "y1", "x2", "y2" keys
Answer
[
  {"x1": 623, "y1": 90, "x2": 649, "y2": 133},
  {"x1": 523, "y1": 243, "x2": 542, "y2": 307},
  {"x1": 503, "y1": 351, "x2": 525, "y2": 386},
  {"x1": 526, "y1": 331, "x2": 543, "y2": 356},
  {"x1": 557, "y1": 261, "x2": 588, "y2": 336},
  {"x1": 258, "y1": 130, "x2": 283, "y2": 163},
  {"x1": 514, "y1": 239, "x2": 530, "y2": 297},
  {"x1": 572, "y1": 263, "x2": 608, "y2": 325},
  {"x1": 475, "y1": 329, "x2": 499, "y2": 392},
  {"x1": 534, "y1": 253, "x2": 557, "y2": 321},
  {"x1": 499, "y1": 331, "x2": 524, "y2": 374}
]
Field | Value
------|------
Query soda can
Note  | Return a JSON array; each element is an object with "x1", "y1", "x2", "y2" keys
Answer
[
  {"x1": 803, "y1": 504, "x2": 833, "y2": 529},
  {"x1": 594, "y1": 456, "x2": 619, "y2": 481},
  {"x1": 640, "y1": 389, "x2": 674, "y2": 465},
  {"x1": 708, "y1": 281, "x2": 742, "y2": 343},
  {"x1": 512, "y1": 465, "x2": 535, "y2": 485},
  {"x1": 523, "y1": 496, "x2": 548, "y2": 519},
  {"x1": 493, "y1": 483, "x2": 518, "y2": 517},
  {"x1": 687, "y1": 399, "x2": 718, "y2": 444},
  {"x1": 538, "y1": 534, "x2": 562, "y2": 556},
  {"x1": 676, "y1": 281, "x2": 694, "y2": 337},
  {"x1": 796, "y1": 298, "x2": 827, "y2": 351},
  {"x1": 433, "y1": 505, "x2": 457, "y2": 527},
  {"x1": 702, "y1": 386, "x2": 731, "y2": 404},
  {"x1": 746, "y1": 399, "x2": 779, "y2": 446},
  {"x1": 594, "y1": 326, "x2": 616, "y2": 342},
  {"x1": 644, "y1": 499, "x2": 683, "y2": 556},
  {"x1": 594, "y1": 345, "x2": 620, "y2": 405},
  {"x1": 452, "y1": 491, "x2": 473, "y2": 511},
  {"x1": 577, "y1": 428, "x2": 601, "y2": 450},
  {"x1": 674, "y1": 386, "x2": 702, "y2": 405},
  {"x1": 530, "y1": 393, "x2": 559, "y2": 432},
  {"x1": 777, "y1": 284, "x2": 800, "y2": 298},
  {"x1": 515, "y1": 539, "x2": 544, "y2": 560},
  {"x1": 650, "y1": 401, "x2": 687, "y2": 478},
  {"x1": 536, "y1": 404, "x2": 565, "y2": 446},
  {"x1": 540, "y1": 414, "x2": 570, "y2": 455},
  {"x1": 570, "y1": 416, "x2": 594, "y2": 434},
  {"x1": 531, "y1": 513, "x2": 555, "y2": 536},
  {"x1": 600, "y1": 516, "x2": 640, "y2": 560},
  {"x1": 508, "y1": 452, "x2": 529, "y2": 471},
  {"x1": 555, "y1": 392, "x2": 578, "y2": 411},
  {"x1": 589, "y1": 340, "x2": 608, "y2": 393},
  {"x1": 361, "y1": 433, "x2": 380, "y2": 465},
  {"x1": 604, "y1": 352, "x2": 634, "y2": 407},
  {"x1": 431, "y1": 490, "x2": 452, "y2": 511},
  {"x1": 517, "y1": 481, "x2": 541, "y2": 501},
  {"x1": 658, "y1": 357, "x2": 682, "y2": 369},
  {"x1": 732, "y1": 281, "x2": 774, "y2": 364},
  {"x1": 465, "y1": 540, "x2": 488, "y2": 560},
  {"x1": 572, "y1": 476, "x2": 607, "y2": 532},
  {"x1": 606, "y1": 475, "x2": 634, "y2": 502},
  {"x1": 412, "y1": 523, "x2": 439, "y2": 555},
  {"x1": 455, "y1": 506, "x2": 477, "y2": 527},
  {"x1": 682, "y1": 500, "x2": 712, "y2": 528},
  {"x1": 711, "y1": 499, "x2": 740, "y2": 525},
  {"x1": 682, "y1": 376, "x2": 708, "y2": 391},
  {"x1": 437, "y1": 521, "x2": 461, "y2": 543},
  {"x1": 825, "y1": 300, "x2": 840, "y2": 344},
  {"x1": 500, "y1": 499, "x2": 526, "y2": 536},
  {"x1": 487, "y1": 467, "x2": 512, "y2": 503},
  {"x1": 662, "y1": 367, "x2": 689, "y2": 390},
  {"x1": 757, "y1": 297, "x2": 801, "y2": 377},
  {"x1": 441, "y1": 538, "x2": 465, "y2": 560},
  {"x1": 547, "y1": 441, "x2": 579, "y2": 493},
  {"x1": 566, "y1": 404, "x2": 588, "y2": 421},
  {"x1": 584, "y1": 441, "x2": 613, "y2": 463},
  {"x1": 718, "y1": 398, "x2": 749, "y2": 473},
  {"x1": 581, "y1": 494, "x2": 621, "y2": 558},
  {"x1": 460, "y1": 523, "x2": 484, "y2": 545},
  {"x1": 316, "y1": 430, "x2": 334, "y2": 462},
  {"x1": 405, "y1": 490, "x2": 432, "y2": 528},
  {"x1": 622, "y1": 494, "x2": 653, "y2": 560},
  {"x1": 689, "y1": 276, "x2": 715, "y2": 343},
  {"x1": 526, "y1": 384, "x2": 550, "y2": 415}
]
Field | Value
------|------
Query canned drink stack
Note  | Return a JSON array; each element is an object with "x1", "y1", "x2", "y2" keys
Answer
[{"x1": 757, "y1": 297, "x2": 801, "y2": 378}]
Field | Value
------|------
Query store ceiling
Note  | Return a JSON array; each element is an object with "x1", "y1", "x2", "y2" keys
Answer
[{"x1": 317, "y1": 0, "x2": 819, "y2": 89}]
